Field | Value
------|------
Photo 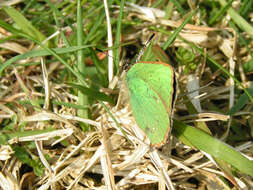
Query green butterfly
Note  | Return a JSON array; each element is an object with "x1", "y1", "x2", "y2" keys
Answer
[{"x1": 125, "y1": 35, "x2": 177, "y2": 147}]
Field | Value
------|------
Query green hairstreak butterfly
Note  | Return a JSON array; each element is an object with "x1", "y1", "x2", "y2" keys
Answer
[{"x1": 125, "y1": 35, "x2": 177, "y2": 148}]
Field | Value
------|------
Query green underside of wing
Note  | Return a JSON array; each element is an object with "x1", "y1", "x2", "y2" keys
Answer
[{"x1": 126, "y1": 62, "x2": 174, "y2": 146}]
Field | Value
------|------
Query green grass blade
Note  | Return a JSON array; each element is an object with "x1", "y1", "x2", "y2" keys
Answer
[
  {"x1": 0, "y1": 18, "x2": 89, "y2": 86},
  {"x1": 218, "y1": 0, "x2": 253, "y2": 37},
  {"x1": 77, "y1": 0, "x2": 89, "y2": 130},
  {"x1": 228, "y1": 85, "x2": 253, "y2": 115},
  {"x1": 173, "y1": 120, "x2": 253, "y2": 177},
  {"x1": 13, "y1": 146, "x2": 44, "y2": 176},
  {"x1": 44, "y1": 0, "x2": 75, "y2": 31},
  {"x1": 0, "y1": 128, "x2": 54, "y2": 145},
  {"x1": 162, "y1": 9, "x2": 197, "y2": 49},
  {"x1": 0, "y1": 45, "x2": 95, "y2": 75},
  {"x1": 68, "y1": 83, "x2": 114, "y2": 104},
  {"x1": 18, "y1": 99, "x2": 89, "y2": 110},
  {"x1": 3, "y1": 6, "x2": 46, "y2": 43},
  {"x1": 239, "y1": 0, "x2": 253, "y2": 16},
  {"x1": 208, "y1": 0, "x2": 233, "y2": 25},
  {"x1": 190, "y1": 43, "x2": 253, "y2": 102},
  {"x1": 169, "y1": 0, "x2": 186, "y2": 15},
  {"x1": 243, "y1": 58, "x2": 253, "y2": 73},
  {"x1": 114, "y1": 0, "x2": 125, "y2": 72}
]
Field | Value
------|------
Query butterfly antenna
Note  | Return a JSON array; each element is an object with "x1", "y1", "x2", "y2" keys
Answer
[
  {"x1": 120, "y1": 33, "x2": 155, "y2": 73},
  {"x1": 135, "y1": 33, "x2": 155, "y2": 63}
]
